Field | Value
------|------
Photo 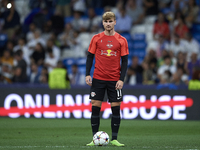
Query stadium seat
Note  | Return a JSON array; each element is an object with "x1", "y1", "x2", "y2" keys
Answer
[
  {"x1": 192, "y1": 33, "x2": 200, "y2": 43},
  {"x1": 0, "y1": 34, "x2": 8, "y2": 48},
  {"x1": 121, "y1": 33, "x2": 132, "y2": 41},
  {"x1": 76, "y1": 58, "x2": 87, "y2": 66},
  {"x1": 94, "y1": 8, "x2": 104, "y2": 16},
  {"x1": 131, "y1": 25, "x2": 146, "y2": 34},
  {"x1": 78, "y1": 66, "x2": 86, "y2": 74},
  {"x1": 191, "y1": 24, "x2": 200, "y2": 33},
  {"x1": 64, "y1": 16, "x2": 74, "y2": 24},
  {"x1": 131, "y1": 34, "x2": 146, "y2": 41},
  {"x1": 132, "y1": 41, "x2": 147, "y2": 49}
]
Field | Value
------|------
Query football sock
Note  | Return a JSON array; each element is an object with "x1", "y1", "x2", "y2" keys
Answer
[
  {"x1": 111, "y1": 106, "x2": 121, "y2": 140},
  {"x1": 91, "y1": 106, "x2": 101, "y2": 136}
]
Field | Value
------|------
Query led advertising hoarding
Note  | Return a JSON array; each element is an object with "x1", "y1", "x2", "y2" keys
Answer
[{"x1": 0, "y1": 88, "x2": 199, "y2": 120}]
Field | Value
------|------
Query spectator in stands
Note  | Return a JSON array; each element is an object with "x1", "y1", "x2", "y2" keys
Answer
[
  {"x1": 143, "y1": 0, "x2": 159, "y2": 16},
  {"x1": 26, "y1": 23, "x2": 37, "y2": 42},
  {"x1": 49, "y1": 10, "x2": 65, "y2": 35},
  {"x1": 183, "y1": 32, "x2": 200, "y2": 62},
  {"x1": 69, "y1": 31, "x2": 86, "y2": 57},
  {"x1": 183, "y1": 0, "x2": 199, "y2": 27},
  {"x1": 125, "y1": 56, "x2": 143, "y2": 85},
  {"x1": 186, "y1": 53, "x2": 200, "y2": 79},
  {"x1": 176, "y1": 51, "x2": 187, "y2": 70},
  {"x1": 68, "y1": 64, "x2": 85, "y2": 85},
  {"x1": 0, "y1": 0, "x2": 20, "y2": 39},
  {"x1": 44, "y1": 48, "x2": 58, "y2": 73},
  {"x1": 147, "y1": 34, "x2": 169, "y2": 59},
  {"x1": 55, "y1": 0, "x2": 71, "y2": 17},
  {"x1": 171, "y1": 66, "x2": 188, "y2": 85},
  {"x1": 0, "y1": 50, "x2": 14, "y2": 83},
  {"x1": 41, "y1": 21, "x2": 52, "y2": 42},
  {"x1": 71, "y1": 11, "x2": 88, "y2": 32},
  {"x1": 158, "y1": 0, "x2": 172, "y2": 13},
  {"x1": 13, "y1": 50, "x2": 27, "y2": 83},
  {"x1": 27, "y1": 29, "x2": 46, "y2": 51},
  {"x1": 29, "y1": 63, "x2": 40, "y2": 83},
  {"x1": 115, "y1": 6, "x2": 132, "y2": 33},
  {"x1": 170, "y1": 0, "x2": 187, "y2": 13},
  {"x1": 157, "y1": 55, "x2": 177, "y2": 83},
  {"x1": 5, "y1": 40, "x2": 14, "y2": 55},
  {"x1": 48, "y1": 60, "x2": 70, "y2": 89},
  {"x1": 72, "y1": 0, "x2": 87, "y2": 15},
  {"x1": 31, "y1": 42, "x2": 45, "y2": 66},
  {"x1": 157, "y1": 49, "x2": 170, "y2": 67},
  {"x1": 46, "y1": 38, "x2": 60, "y2": 61},
  {"x1": 85, "y1": 8, "x2": 102, "y2": 32},
  {"x1": 167, "y1": 34, "x2": 186, "y2": 57},
  {"x1": 39, "y1": 66, "x2": 48, "y2": 84},
  {"x1": 153, "y1": 12, "x2": 170, "y2": 40},
  {"x1": 174, "y1": 16, "x2": 189, "y2": 39},
  {"x1": 0, "y1": 50, "x2": 14, "y2": 67},
  {"x1": 13, "y1": 37, "x2": 30, "y2": 65},
  {"x1": 126, "y1": 0, "x2": 145, "y2": 25},
  {"x1": 142, "y1": 60, "x2": 157, "y2": 84},
  {"x1": 58, "y1": 23, "x2": 74, "y2": 50}
]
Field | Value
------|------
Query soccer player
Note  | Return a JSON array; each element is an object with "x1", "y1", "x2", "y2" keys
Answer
[{"x1": 85, "y1": 11, "x2": 129, "y2": 146}]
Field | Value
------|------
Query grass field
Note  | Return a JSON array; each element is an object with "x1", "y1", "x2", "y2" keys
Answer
[{"x1": 0, "y1": 118, "x2": 200, "y2": 150}]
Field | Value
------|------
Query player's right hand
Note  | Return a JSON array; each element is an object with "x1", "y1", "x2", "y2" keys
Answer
[{"x1": 85, "y1": 75, "x2": 92, "y2": 86}]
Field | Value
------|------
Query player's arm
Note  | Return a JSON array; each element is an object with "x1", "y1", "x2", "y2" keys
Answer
[
  {"x1": 116, "y1": 55, "x2": 128, "y2": 90},
  {"x1": 85, "y1": 52, "x2": 94, "y2": 86},
  {"x1": 120, "y1": 55, "x2": 128, "y2": 82}
]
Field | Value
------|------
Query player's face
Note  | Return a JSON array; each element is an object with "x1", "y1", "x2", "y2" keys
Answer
[{"x1": 103, "y1": 18, "x2": 116, "y2": 31}]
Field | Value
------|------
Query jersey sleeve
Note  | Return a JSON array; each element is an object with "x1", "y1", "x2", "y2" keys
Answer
[
  {"x1": 88, "y1": 35, "x2": 97, "y2": 54},
  {"x1": 120, "y1": 37, "x2": 129, "y2": 56}
]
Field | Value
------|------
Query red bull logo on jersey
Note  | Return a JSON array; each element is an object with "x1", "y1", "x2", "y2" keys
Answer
[
  {"x1": 106, "y1": 43, "x2": 113, "y2": 48},
  {"x1": 101, "y1": 50, "x2": 117, "y2": 56}
]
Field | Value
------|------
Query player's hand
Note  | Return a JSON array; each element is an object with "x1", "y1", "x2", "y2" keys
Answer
[
  {"x1": 115, "y1": 80, "x2": 124, "y2": 90},
  {"x1": 85, "y1": 75, "x2": 92, "y2": 86}
]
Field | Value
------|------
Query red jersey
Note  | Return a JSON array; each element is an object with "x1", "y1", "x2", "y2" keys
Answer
[
  {"x1": 88, "y1": 32, "x2": 129, "y2": 81},
  {"x1": 153, "y1": 22, "x2": 170, "y2": 39}
]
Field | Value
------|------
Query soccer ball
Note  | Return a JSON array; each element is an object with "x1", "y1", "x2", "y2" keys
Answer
[{"x1": 93, "y1": 131, "x2": 109, "y2": 146}]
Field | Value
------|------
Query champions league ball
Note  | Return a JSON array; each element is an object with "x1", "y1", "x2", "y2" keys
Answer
[{"x1": 93, "y1": 131, "x2": 109, "y2": 146}]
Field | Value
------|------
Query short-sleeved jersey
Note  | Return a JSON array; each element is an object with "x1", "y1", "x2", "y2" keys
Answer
[{"x1": 88, "y1": 31, "x2": 129, "y2": 81}]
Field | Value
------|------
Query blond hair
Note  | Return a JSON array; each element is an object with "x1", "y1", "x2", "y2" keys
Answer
[{"x1": 102, "y1": 11, "x2": 116, "y2": 21}]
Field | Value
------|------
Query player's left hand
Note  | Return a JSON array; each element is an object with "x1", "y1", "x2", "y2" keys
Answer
[{"x1": 115, "y1": 80, "x2": 124, "y2": 90}]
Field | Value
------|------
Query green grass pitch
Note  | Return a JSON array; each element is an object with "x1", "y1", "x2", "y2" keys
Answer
[{"x1": 0, "y1": 118, "x2": 200, "y2": 150}]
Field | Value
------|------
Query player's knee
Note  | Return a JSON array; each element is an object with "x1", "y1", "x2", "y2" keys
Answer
[
  {"x1": 91, "y1": 100, "x2": 102, "y2": 107},
  {"x1": 111, "y1": 102, "x2": 121, "y2": 107}
]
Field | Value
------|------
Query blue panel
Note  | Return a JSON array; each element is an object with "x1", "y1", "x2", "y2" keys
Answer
[
  {"x1": 132, "y1": 41, "x2": 147, "y2": 49},
  {"x1": 131, "y1": 34, "x2": 146, "y2": 41},
  {"x1": 76, "y1": 57, "x2": 86, "y2": 66},
  {"x1": 63, "y1": 58, "x2": 76, "y2": 68}
]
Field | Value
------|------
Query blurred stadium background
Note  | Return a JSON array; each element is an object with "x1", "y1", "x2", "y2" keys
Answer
[{"x1": 0, "y1": 0, "x2": 200, "y2": 149}]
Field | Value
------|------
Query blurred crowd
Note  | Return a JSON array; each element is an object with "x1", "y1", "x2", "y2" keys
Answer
[{"x1": 0, "y1": 0, "x2": 199, "y2": 87}]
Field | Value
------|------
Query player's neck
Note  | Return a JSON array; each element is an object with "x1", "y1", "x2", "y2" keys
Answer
[{"x1": 104, "y1": 30, "x2": 115, "y2": 36}]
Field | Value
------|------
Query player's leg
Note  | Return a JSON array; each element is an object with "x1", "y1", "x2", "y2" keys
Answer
[
  {"x1": 87, "y1": 79, "x2": 106, "y2": 146},
  {"x1": 107, "y1": 82, "x2": 124, "y2": 146},
  {"x1": 110, "y1": 102, "x2": 124, "y2": 146},
  {"x1": 110, "y1": 102, "x2": 121, "y2": 141},
  {"x1": 91, "y1": 100, "x2": 102, "y2": 136}
]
